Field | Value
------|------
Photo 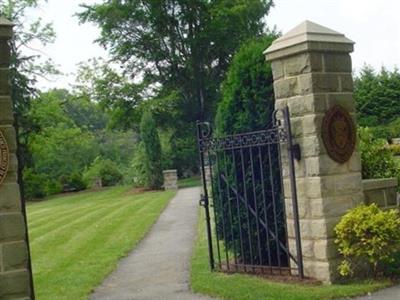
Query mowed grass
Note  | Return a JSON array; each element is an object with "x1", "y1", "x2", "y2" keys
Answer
[
  {"x1": 191, "y1": 209, "x2": 391, "y2": 300},
  {"x1": 27, "y1": 186, "x2": 176, "y2": 300},
  {"x1": 178, "y1": 176, "x2": 201, "y2": 188}
]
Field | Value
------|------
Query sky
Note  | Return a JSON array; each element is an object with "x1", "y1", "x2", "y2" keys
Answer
[{"x1": 27, "y1": 0, "x2": 400, "y2": 90}]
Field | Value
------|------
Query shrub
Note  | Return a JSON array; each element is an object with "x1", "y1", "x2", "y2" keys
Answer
[
  {"x1": 60, "y1": 172, "x2": 87, "y2": 192},
  {"x1": 334, "y1": 204, "x2": 400, "y2": 278},
  {"x1": 369, "y1": 119, "x2": 400, "y2": 142},
  {"x1": 129, "y1": 143, "x2": 147, "y2": 187},
  {"x1": 83, "y1": 157, "x2": 123, "y2": 187},
  {"x1": 140, "y1": 110, "x2": 163, "y2": 189},
  {"x1": 215, "y1": 35, "x2": 276, "y2": 135},
  {"x1": 213, "y1": 35, "x2": 285, "y2": 266},
  {"x1": 385, "y1": 250, "x2": 400, "y2": 277},
  {"x1": 359, "y1": 127, "x2": 400, "y2": 181},
  {"x1": 23, "y1": 168, "x2": 62, "y2": 200}
]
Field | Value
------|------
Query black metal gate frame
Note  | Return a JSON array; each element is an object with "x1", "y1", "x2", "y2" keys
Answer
[{"x1": 197, "y1": 106, "x2": 304, "y2": 279}]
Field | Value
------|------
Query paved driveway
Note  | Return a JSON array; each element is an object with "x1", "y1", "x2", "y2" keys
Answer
[{"x1": 90, "y1": 187, "x2": 214, "y2": 300}]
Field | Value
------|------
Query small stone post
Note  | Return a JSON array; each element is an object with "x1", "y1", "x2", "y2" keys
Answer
[
  {"x1": 0, "y1": 18, "x2": 33, "y2": 298},
  {"x1": 265, "y1": 21, "x2": 363, "y2": 282},
  {"x1": 163, "y1": 169, "x2": 178, "y2": 190}
]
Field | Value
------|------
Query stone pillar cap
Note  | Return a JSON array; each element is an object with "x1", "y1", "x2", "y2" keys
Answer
[
  {"x1": 264, "y1": 20, "x2": 354, "y2": 60},
  {"x1": 0, "y1": 16, "x2": 14, "y2": 38},
  {"x1": 163, "y1": 169, "x2": 177, "y2": 173},
  {"x1": 0, "y1": 17, "x2": 13, "y2": 26}
]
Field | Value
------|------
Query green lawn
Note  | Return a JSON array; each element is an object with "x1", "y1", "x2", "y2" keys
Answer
[
  {"x1": 27, "y1": 186, "x2": 176, "y2": 300},
  {"x1": 178, "y1": 176, "x2": 201, "y2": 188},
  {"x1": 191, "y1": 209, "x2": 391, "y2": 300}
]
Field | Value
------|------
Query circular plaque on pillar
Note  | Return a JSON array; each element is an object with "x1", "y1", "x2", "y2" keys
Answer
[
  {"x1": 0, "y1": 130, "x2": 9, "y2": 186},
  {"x1": 322, "y1": 105, "x2": 356, "y2": 164}
]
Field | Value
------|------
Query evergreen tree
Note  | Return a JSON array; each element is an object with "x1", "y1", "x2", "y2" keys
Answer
[
  {"x1": 355, "y1": 65, "x2": 400, "y2": 127},
  {"x1": 213, "y1": 35, "x2": 287, "y2": 266},
  {"x1": 140, "y1": 111, "x2": 163, "y2": 189},
  {"x1": 215, "y1": 35, "x2": 277, "y2": 134}
]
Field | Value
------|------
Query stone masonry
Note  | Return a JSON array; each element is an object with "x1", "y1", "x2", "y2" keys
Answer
[
  {"x1": 265, "y1": 21, "x2": 364, "y2": 282},
  {"x1": 0, "y1": 18, "x2": 33, "y2": 299},
  {"x1": 163, "y1": 169, "x2": 178, "y2": 190}
]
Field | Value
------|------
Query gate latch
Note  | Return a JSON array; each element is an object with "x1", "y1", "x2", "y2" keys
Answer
[{"x1": 199, "y1": 194, "x2": 207, "y2": 207}]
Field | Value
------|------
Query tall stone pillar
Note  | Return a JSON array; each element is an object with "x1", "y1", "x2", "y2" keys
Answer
[
  {"x1": 265, "y1": 21, "x2": 363, "y2": 282},
  {"x1": 0, "y1": 17, "x2": 33, "y2": 298}
]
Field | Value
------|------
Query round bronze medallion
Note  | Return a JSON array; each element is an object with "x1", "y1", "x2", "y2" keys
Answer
[
  {"x1": 321, "y1": 105, "x2": 356, "y2": 164},
  {"x1": 0, "y1": 130, "x2": 10, "y2": 186}
]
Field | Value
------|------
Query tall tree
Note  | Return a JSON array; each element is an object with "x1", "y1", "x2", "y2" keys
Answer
[
  {"x1": 215, "y1": 35, "x2": 277, "y2": 134},
  {"x1": 213, "y1": 36, "x2": 281, "y2": 265},
  {"x1": 0, "y1": 0, "x2": 57, "y2": 172},
  {"x1": 140, "y1": 110, "x2": 163, "y2": 189},
  {"x1": 78, "y1": 0, "x2": 273, "y2": 124},
  {"x1": 75, "y1": 58, "x2": 145, "y2": 130}
]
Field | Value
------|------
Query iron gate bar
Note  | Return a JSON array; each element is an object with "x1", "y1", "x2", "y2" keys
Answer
[
  {"x1": 199, "y1": 127, "x2": 288, "y2": 152},
  {"x1": 196, "y1": 122, "x2": 214, "y2": 270},
  {"x1": 223, "y1": 151, "x2": 239, "y2": 267},
  {"x1": 249, "y1": 148, "x2": 263, "y2": 266},
  {"x1": 267, "y1": 143, "x2": 283, "y2": 273},
  {"x1": 197, "y1": 106, "x2": 304, "y2": 279},
  {"x1": 239, "y1": 147, "x2": 255, "y2": 268},
  {"x1": 207, "y1": 151, "x2": 222, "y2": 268},
  {"x1": 215, "y1": 152, "x2": 230, "y2": 270},
  {"x1": 258, "y1": 146, "x2": 272, "y2": 266},
  {"x1": 277, "y1": 140, "x2": 292, "y2": 276},
  {"x1": 231, "y1": 149, "x2": 246, "y2": 269},
  {"x1": 220, "y1": 263, "x2": 296, "y2": 275},
  {"x1": 282, "y1": 106, "x2": 304, "y2": 279},
  {"x1": 220, "y1": 173, "x2": 298, "y2": 265}
]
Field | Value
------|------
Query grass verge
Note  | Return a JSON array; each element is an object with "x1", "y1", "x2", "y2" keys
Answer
[
  {"x1": 27, "y1": 186, "x2": 176, "y2": 300},
  {"x1": 178, "y1": 176, "x2": 201, "y2": 188},
  {"x1": 190, "y1": 208, "x2": 391, "y2": 300}
]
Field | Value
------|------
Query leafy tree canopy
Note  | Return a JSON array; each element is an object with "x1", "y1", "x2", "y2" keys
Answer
[
  {"x1": 0, "y1": 0, "x2": 58, "y2": 184},
  {"x1": 75, "y1": 58, "x2": 145, "y2": 130},
  {"x1": 78, "y1": 0, "x2": 274, "y2": 124},
  {"x1": 0, "y1": 0, "x2": 57, "y2": 119}
]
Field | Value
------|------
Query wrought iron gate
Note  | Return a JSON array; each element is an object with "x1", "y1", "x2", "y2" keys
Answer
[{"x1": 197, "y1": 106, "x2": 304, "y2": 278}]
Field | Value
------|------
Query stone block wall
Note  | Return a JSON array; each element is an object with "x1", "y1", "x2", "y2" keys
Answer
[
  {"x1": 0, "y1": 18, "x2": 33, "y2": 299},
  {"x1": 363, "y1": 178, "x2": 398, "y2": 209},
  {"x1": 163, "y1": 169, "x2": 178, "y2": 190},
  {"x1": 265, "y1": 21, "x2": 364, "y2": 282},
  {"x1": 272, "y1": 53, "x2": 364, "y2": 281}
]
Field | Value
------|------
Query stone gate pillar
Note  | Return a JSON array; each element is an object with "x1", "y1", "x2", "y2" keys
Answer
[
  {"x1": 0, "y1": 18, "x2": 33, "y2": 298},
  {"x1": 265, "y1": 21, "x2": 363, "y2": 282}
]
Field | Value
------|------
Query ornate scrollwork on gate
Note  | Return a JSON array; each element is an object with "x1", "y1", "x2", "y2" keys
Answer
[
  {"x1": 0, "y1": 130, "x2": 10, "y2": 186},
  {"x1": 198, "y1": 127, "x2": 288, "y2": 152}
]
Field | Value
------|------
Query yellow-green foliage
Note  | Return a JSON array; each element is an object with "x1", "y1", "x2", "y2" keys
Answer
[
  {"x1": 388, "y1": 144, "x2": 400, "y2": 156},
  {"x1": 359, "y1": 127, "x2": 400, "y2": 180},
  {"x1": 334, "y1": 204, "x2": 400, "y2": 277}
]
